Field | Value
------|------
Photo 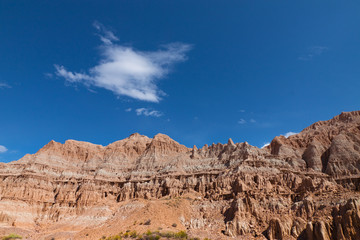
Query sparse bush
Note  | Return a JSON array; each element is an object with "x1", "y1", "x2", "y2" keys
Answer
[
  {"x1": 129, "y1": 230, "x2": 137, "y2": 238},
  {"x1": 139, "y1": 231, "x2": 160, "y2": 240},
  {"x1": 106, "y1": 235, "x2": 122, "y2": 240},
  {"x1": 160, "y1": 232, "x2": 175, "y2": 238},
  {"x1": 2, "y1": 234, "x2": 22, "y2": 240},
  {"x1": 172, "y1": 223, "x2": 177, "y2": 227},
  {"x1": 144, "y1": 219, "x2": 151, "y2": 225},
  {"x1": 146, "y1": 236, "x2": 160, "y2": 240},
  {"x1": 105, "y1": 229, "x2": 196, "y2": 240},
  {"x1": 174, "y1": 231, "x2": 188, "y2": 239}
]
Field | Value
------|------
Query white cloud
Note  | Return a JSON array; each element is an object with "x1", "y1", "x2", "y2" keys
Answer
[
  {"x1": 55, "y1": 65, "x2": 92, "y2": 82},
  {"x1": 0, "y1": 145, "x2": 7, "y2": 153},
  {"x1": 260, "y1": 131, "x2": 297, "y2": 149},
  {"x1": 238, "y1": 119, "x2": 246, "y2": 124},
  {"x1": 283, "y1": 131, "x2": 297, "y2": 138},
  {"x1": 261, "y1": 142, "x2": 270, "y2": 148},
  {"x1": 93, "y1": 21, "x2": 119, "y2": 45},
  {"x1": 0, "y1": 83, "x2": 11, "y2": 88},
  {"x1": 260, "y1": 132, "x2": 297, "y2": 149},
  {"x1": 125, "y1": 108, "x2": 132, "y2": 112},
  {"x1": 310, "y1": 46, "x2": 328, "y2": 55},
  {"x1": 44, "y1": 73, "x2": 54, "y2": 78},
  {"x1": 298, "y1": 46, "x2": 328, "y2": 61},
  {"x1": 55, "y1": 23, "x2": 191, "y2": 102},
  {"x1": 238, "y1": 118, "x2": 256, "y2": 124},
  {"x1": 135, "y1": 108, "x2": 163, "y2": 117}
]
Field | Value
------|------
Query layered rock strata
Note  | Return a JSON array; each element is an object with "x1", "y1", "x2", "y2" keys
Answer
[{"x1": 0, "y1": 111, "x2": 359, "y2": 239}]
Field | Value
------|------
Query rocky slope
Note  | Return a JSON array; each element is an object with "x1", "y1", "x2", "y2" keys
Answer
[{"x1": 0, "y1": 111, "x2": 359, "y2": 240}]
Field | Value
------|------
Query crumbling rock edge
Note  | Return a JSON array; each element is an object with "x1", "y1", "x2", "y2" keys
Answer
[{"x1": 0, "y1": 111, "x2": 359, "y2": 239}]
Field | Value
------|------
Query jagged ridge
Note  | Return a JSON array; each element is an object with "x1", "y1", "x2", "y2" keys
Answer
[{"x1": 0, "y1": 111, "x2": 359, "y2": 240}]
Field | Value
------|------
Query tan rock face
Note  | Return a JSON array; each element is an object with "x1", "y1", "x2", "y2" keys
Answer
[
  {"x1": 268, "y1": 111, "x2": 360, "y2": 177},
  {"x1": 0, "y1": 111, "x2": 360, "y2": 240}
]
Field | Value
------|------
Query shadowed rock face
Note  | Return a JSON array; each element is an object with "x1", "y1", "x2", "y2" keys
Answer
[
  {"x1": 0, "y1": 111, "x2": 359, "y2": 240},
  {"x1": 269, "y1": 111, "x2": 360, "y2": 177}
]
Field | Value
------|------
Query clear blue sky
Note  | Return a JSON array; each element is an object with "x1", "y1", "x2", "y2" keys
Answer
[{"x1": 1, "y1": 0, "x2": 359, "y2": 162}]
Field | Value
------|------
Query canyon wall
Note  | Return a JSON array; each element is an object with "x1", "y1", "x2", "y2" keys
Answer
[{"x1": 0, "y1": 111, "x2": 359, "y2": 239}]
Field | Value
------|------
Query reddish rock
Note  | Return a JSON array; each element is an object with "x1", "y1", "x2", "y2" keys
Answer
[{"x1": 0, "y1": 112, "x2": 359, "y2": 239}]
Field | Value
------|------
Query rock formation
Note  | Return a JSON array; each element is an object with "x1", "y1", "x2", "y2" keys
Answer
[{"x1": 0, "y1": 111, "x2": 359, "y2": 239}]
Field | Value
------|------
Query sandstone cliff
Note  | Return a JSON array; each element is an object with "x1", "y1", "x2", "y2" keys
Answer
[{"x1": 0, "y1": 111, "x2": 359, "y2": 240}]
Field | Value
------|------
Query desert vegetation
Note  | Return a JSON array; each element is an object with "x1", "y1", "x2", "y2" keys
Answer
[
  {"x1": 99, "y1": 230, "x2": 211, "y2": 240},
  {"x1": 1, "y1": 234, "x2": 22, "y2": 240}
]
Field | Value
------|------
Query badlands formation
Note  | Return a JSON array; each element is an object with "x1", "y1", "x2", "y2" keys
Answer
[{"x1": 0, "y1": 111, "x2": 360, "y2": 239}]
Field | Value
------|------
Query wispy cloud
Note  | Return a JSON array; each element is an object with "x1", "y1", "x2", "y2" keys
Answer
[
  {"x1": 238, "y1": 119, "x2": 246, "y2": 124},
  {"x1": 260, "y1": 132, "x2": 297, "y2": 149},
  {"x1": 0, "y1": 83, "x2": 11, "y2": 89},
  {"x1": 125, "y1": 108, "x2": 132, "y2": 112},
  {"x1": 55, "y1": 22, "x2": 191, "y2": 102},
  {"x1": 93, "y1": 21, "x2": 119, "y2": 45},
  {"x1": 298, "y1": 46, "x2": 328, "y2": 61},
  {"x1": 238, "y1": 118, "x2": 256, "y2": 124},
  {"x1": 283, "y1": 131, "x2": 297, "y2": 138},
  {"x1": 261, "y1": 142, "x2": 270, "y2": 148},
  {"x1": 0, "y1": 145, "x2": 8, "y2": 153},
  {"x1": 135, "y1": 108, "x2": 163, "y2": 117}
]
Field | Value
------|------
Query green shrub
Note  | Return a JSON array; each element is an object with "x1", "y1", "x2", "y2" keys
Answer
[
  {"x1": 147, "y1": 236, "x2": 160, "y2": 240},
  {"x1": 174, "y1": 231, "x2": 187, "y2": 239},
  {"x1": 2, "y1": 234, "x2": 22, "y2": 240},
  {"x1": 107, "y1": 235, "x2": 122, "y2": 240},
  {"x1": 129, "y1": 230, "x2": 137, "y2": 238},
  {"x1": 105, "y1": 230, "x2": 196, "y2": 240},
  {"x1": 160, "y1": 232, "x2": 175, "y2": 238}
]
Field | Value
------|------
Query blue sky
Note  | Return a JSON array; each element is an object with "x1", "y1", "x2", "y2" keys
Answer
[{"x1": 1, "y1": 1, "x2": 360, "y2": 162}]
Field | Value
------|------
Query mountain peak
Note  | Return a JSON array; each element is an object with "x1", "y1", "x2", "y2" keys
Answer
[
  {"x1": 128, "y1": 132, "x2": 142, "y2": 138},
  {"x1": 153, "y1": 133, "x2": 173, "y2": 141},
  {"x1": 2, "y1": 111, "x2": 360, "y2": 239},
  {"x1": 145, "y1": 133, "x2": 190, "y2": 155}
]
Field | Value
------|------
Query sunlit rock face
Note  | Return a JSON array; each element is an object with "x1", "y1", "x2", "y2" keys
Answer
[{"x1": 0, "y1": 111, "x2": 360, "y2": 240}]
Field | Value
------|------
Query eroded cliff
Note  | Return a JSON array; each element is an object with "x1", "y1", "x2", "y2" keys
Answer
[{"x1": 0, "y1": 111, "x2": 360, "y2": 240}]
